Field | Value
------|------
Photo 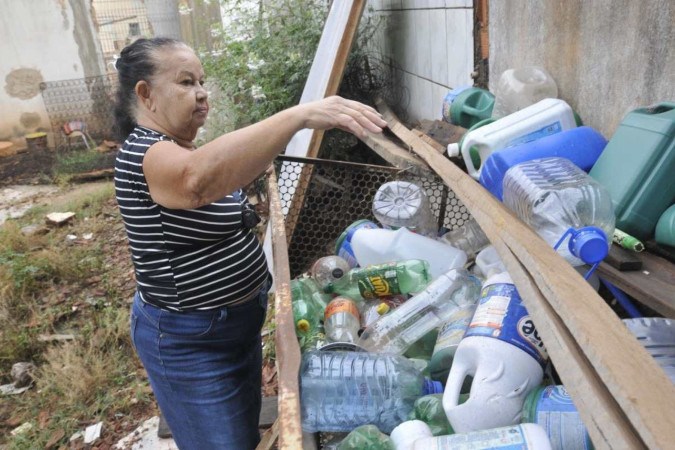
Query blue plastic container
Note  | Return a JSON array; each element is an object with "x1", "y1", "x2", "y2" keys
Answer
[{"x1": 480, "y1": 126, "x2": 607, "y2": 200}]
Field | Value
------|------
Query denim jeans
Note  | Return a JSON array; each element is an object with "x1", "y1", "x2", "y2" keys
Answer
[{"x1": 130, "y1": 284, "x2": 269, "y2": 450}]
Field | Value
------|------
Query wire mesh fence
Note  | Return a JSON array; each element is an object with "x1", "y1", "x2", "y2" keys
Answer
[
  {"x1": 39, "y1": 74, "x2": 118, "y2": 151},
  {"x1": 274, "y1": 155, "x2": 470, "y2": 278}
]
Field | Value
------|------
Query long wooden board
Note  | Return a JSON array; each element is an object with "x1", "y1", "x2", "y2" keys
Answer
[
  {"x1": 376, "y1": 98, "x2": 675, "y2": 450},
  {"x1": 267, "y1": 170, "x2": 302, "y2": 450}
]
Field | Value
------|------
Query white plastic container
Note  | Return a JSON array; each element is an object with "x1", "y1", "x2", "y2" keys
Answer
[
  {"x1": 474, "y1": 245, "x2": 507, "y2": 278},
  {"x1": 372, "y1": 181, "x2": 438, "y2": 237},
  {"x1": 391, "y1": 420, "x2": 433, "y2": 450},
  {"x1": 443, "y1": 272, "x2": 548, "y2": 433},
  {"x1": 351, "y1": 227, "x2": 467, "y2": 280},
  {"x1": 491, "y1": 66, "x2": 559, "y2": 118},
  {"x1": 412, "y1": 423, "x2": 552, "y2": 450},
  {"x1": 446, "y1": 98, "x2": 577, "y2": 179}
]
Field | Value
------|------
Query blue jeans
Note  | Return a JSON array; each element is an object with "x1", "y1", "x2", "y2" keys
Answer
[{"x1": 130, "y1": 285, "x2": 269, "y2": 450}]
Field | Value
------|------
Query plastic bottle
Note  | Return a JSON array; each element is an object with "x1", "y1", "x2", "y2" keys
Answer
[
  {"x1": 589, "y1": 102, "x2": 675, "y2": 239},
  {"x1": 300, "y1": 351, "x2": 444, "y2": 433},
  {"x1": 428, "y1": 304, "x2": 477, "y2": 383},
  {"x1": 439, "y1": 218, "x2": 490, "y2": 259},
  {"x1": 311, "y1": 255, "x2": 351, "y2": 290},
  {"x1": 655, "y1": 204, "x2": 675, "y2": 247},
  {"x1": 337, "y1": 424, "x2": 395, "y2": 450},
  {"x1": 502, "y1": 157, "x2": 615, "y2": 266},
  {"x1": 443, "y1": 272, "x2": 548, "y2": 433},
  {"x1": 443, "y1": 87, "x2": 496, "y2": 129},
  {"x1": 623, "y1": 317, "x2": 675, "y2": 384},
  {"x1": 412, "y1": 424, "x2": 552, "y2": 450},
  {"x1": 335, "y1": 219, "x2": 380, "y2": 268},
  {"x1": 403, "y1": 329, "x2": 439, "y2": 361},
  {"x1": 351, "y1": 227, "x2": 467, "y2": 280},
  {"x1": 325, "y1": 259, "x2": 431, "y2": 300},
  {"x1": 479, "y1": 126, "x2": 608, "y2": 200},
  {"x1": 324, "y1": 296, "x2": 361, "y2": 343},
  {"x1": 491, "y1": 66, "x2": 559, "y2": 118},
  {"x1": 357, "y1": 269, "x2": 481, "y2": 355},
  {"x1": 291, "y1": 279, "x2": 322, "y2": 336},
  {"x1": 361, "y1": 299, "x2": 393, "y2": 329},
  {"x1": 295, "y1": 276, "x2": 331, "y2": 311},
  {"x1": 447, "y1": 98, "x2": 577, "y2": 179},
  {"x1": 372, "y1": 181, "x2": 438, "y2": 237},
  {"x1": 522, "y1": 385, "x2": 594, "y2": 450},
  {"x1": 390, "y1": 420, "x2": 433, "y2": 450},
  {"x1": 474, "y1": 245, "x2": 507, "y2": 278},
  {"x1": 407, "y1": 394, "x2": 457, "y2": 436}
]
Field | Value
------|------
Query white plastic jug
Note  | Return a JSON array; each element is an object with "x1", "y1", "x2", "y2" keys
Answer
[
  {"x1": 351, "y1": 227, "x2": 468, "y2": 280},
  {"x1": 412, "y1": 423, "x2": 552, "y2": 450},
  {"x1": 446, "y1": 98, "x2": 576, "y2": 180},
  {"x1": 443, "y1": 272, "x2": 548, "y2": 433},
  {"x1": 491, "y1": 66, "x2": 559, "y2": 118}
]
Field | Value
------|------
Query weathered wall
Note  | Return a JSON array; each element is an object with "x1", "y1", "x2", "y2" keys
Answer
[
  {"x1": 0, "y1": 0, "x2": 105, "y2": 146},
  {"x1": 490, "y1": 0, "x2": 675, "y2": 138},
  {"x1": 367, "y1": 0, "x2": 475, "y2": 123}
]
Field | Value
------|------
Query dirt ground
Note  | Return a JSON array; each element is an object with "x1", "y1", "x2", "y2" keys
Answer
[{"x1": 0, "y1": 150, "x2": 56, "y2": 187}]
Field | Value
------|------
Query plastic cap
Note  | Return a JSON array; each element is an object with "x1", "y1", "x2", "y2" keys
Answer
[
  {"x1": 423, "y1": 378, "x2": 444, "y2": 395},
  {"x1": 446, "y1": 142, "x2": 460, "y2": 157},
  {"x1": 376, "y1": 302, "x2": 390, "y2": 315},
  {"x1": 296, "y1": 319, "x2": 310, "y2": 333},
  {"x1": 569, "y1": 226, "x2": 608, "y2": 264}
]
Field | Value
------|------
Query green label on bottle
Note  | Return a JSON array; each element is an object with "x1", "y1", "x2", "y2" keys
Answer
[{"x1": 356, "y1": 262, "x2": 401, "y2": 299}]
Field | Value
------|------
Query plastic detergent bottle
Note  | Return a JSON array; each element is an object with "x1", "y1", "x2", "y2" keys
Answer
[
  {"x1": 334, "y1": 219, "x2": 380, "y2": 268},
  {"x1": 325, "y1": 259, "x2": 431, "y2": 300},
  {"x1": 337, "y1": 425, "x2": 395, "y2": 450},
  {"x1": 447, "y1": 98, "x2": 577, "y2": 179},
  {"x1": 503, "y1": 157, "x2": 615, "y2": 267},
  {"x1": 443, "y1": 272, "x2": 548, "y2": 433},
  {"x1": 351, "y1": 227, "x2": 468, "y2": 280},
  {"x1": 291, "y1": 279, "x2": 322, "y2": 336},
  {"x1": 324, "y1": 296, "x2": 360, "y2": 343},
  {"x1": 311, "y1": 255, "x2": 351, "y2": 290},
  {"x1": 656, "y1": 204, "x2": 675, "y2": 247},
  {"x1": 412, "y1": 424, "x2": 552, "y2": 450},
  {"x1": 372, "y1": 181, "x2": 438, "y2": 237},
  {"x1": 491, "y1": 66, "x2": 559, "y2": 118},
  {"x1": 357, "y1": 269, "x2": 481, "y2": 355},
  {"x1": 300, "y1": 351, "x2": 443, "y2": 433},
  {"x1": 522, "y1": 385, "x2": 594, "y2": 450},
  {"x1": 390, "y1": 420, "x2": 434, "y2": 450},
  {"x1": 479, "y1": 126, "x2": 608, "y2": 200},
  {"x1": 428, "y1": 304, "x2": 477, "y2": 383},
  {"x1": 442, "y1": 87, "x2": 496, "y2": 129},
  {"x1": 440, "y1": 218, "x2": 490, "y2": 259},
  {"x1": 589, "y1": 102, "x2": 675, "y2": 240}
]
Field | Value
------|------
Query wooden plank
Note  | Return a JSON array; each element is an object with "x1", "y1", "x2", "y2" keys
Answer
[
  {"x1": 359, "y1": 131, "x2": 432, "y2": 176},
  {"x1": 598, "y1": 251, "x2": 675, "y2": 318},
  {"x1": 604, "y1": 245, "x2": 643, "y2": 272},
  {"x1": 412, "y1": 129, "x2": 446, "y2": 153},
  {"x1": 375, "y1": 98, "x2": 675, "y2": 450},
  {"x1": 267, "y1": 170, "x2": 303, "y2": 450},
  {"x1": 256, "y1": 419, "x2": 279, "y2": 450}
]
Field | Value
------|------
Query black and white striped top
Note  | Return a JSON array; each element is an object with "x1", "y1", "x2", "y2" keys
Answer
[{"x1": 114, "y1": 126, "x2": 270, "y2": 311}]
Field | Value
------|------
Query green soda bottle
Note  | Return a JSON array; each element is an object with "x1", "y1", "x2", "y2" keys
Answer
[
  {"x1": 291, "y1": 279, "x2": 321, "y2": 337},
  {"x1": 337, "y1": 424, "x2": 395, "y2": 450},
  {"x1": 325, "y1": 259, "x2": 431, "y2": 300},
  {"x1": 295, "y1": 276, "x2": 331, "y2": 312},
  {"x1": 407, "y1": 393, "x2": 469, "y2": 436}
]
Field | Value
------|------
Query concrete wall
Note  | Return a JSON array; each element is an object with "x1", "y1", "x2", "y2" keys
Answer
[
  {"x1": 0, "y1": 0, "x2": 105, "y2": 146},
  {"x1": 490, "y1": 0, "x2": 675, "y2": 138},
  {"x1": 367, "y1": 0, "x2": 475, "y2": 123}
]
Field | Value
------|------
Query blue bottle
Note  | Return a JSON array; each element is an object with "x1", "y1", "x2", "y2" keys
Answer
[{"x1": 480, "y1": 126, "x2": 607, "y2": 200}]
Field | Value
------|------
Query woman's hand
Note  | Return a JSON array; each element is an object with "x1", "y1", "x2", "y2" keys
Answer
[{"x1": 296, "y1": 96, "x2": 388, "y2": 138}]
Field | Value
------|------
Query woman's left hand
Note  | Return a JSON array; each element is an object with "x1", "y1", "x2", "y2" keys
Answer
[{"x1": 296, "y1": 96, "x2": 388, "y2": 138}]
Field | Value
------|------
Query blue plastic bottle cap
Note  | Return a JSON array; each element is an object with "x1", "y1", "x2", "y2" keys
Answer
[
  {"x1": 569, "y1": 226, "x2": 609, "y2": 264},
  {"x1": 423, "y1": 379, "x2": 444, "y2": 395}
]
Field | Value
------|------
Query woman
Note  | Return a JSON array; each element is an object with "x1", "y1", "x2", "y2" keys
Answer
[{"x1": 113, "y1": 37, "x2": 386, "y2": 449}]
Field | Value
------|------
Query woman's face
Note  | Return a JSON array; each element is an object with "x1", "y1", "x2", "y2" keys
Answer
[{"x1": 146, "y1": 45, "x2": 209, "y2": 142}]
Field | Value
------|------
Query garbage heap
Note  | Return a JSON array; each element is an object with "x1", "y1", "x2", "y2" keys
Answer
[{"x1": 290, "y1": 69, "x2": 675, "y2": 450}]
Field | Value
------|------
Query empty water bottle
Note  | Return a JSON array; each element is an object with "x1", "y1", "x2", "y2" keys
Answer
[
  {"x1": 324, "y1": 296, "x2": 361, "y2": 343},
  {"x1": 300, "y1": 351, "x2": 443, "y2": 433},
  {"x1": 503, "y1": 157, "x2": 615, "y2": 266},
  {"x1": 311, "y1": 255, "x2": 351, "y2": 290},
  {"x1": 357, "y1": 269, "x2": 481, "y2": 355},
  {"x1": 440, "y1": 218, "x2": 491, "y2": 259},
  {"x1": 291, "y1": 279, "x2": 321, "y2": 337}
]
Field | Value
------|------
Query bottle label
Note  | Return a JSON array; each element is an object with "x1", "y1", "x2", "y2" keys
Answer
[
  {"x1": 465, "y1": 283, "x2": 548, "y2": 366},
  {"x1": 505, "y1": 121, "x2": 562, "y2": 148},
  {"x1": 533, "y1": 386, "x2": 592, "y2": 450},
  {"x1": 324, "y1": 297, "x2": 360, "y2": 321},
  {"x1": 356, "y1": 262, "x2": 402, "y2": 299},
  {"x1": 433, "y1": 306, "x2": 474, "y2": 353},
  {"x1": 427, "y1": 425, "x2": 532, "y2": 449}
]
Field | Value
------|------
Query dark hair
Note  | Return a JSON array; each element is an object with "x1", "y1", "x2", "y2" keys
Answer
[{"x1": 113, "y1": 37, "x2": 185, "y2": 140}]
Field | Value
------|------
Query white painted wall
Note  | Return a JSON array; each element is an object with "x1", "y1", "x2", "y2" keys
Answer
[
  {"x1": 0, "y1": 0, "x2": 104, "y2": 146},
  {"x1": 366, "y1": 0, "x2": 474, "y2": 123}
]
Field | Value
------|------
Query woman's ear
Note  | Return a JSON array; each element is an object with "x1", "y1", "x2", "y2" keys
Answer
[{"x1": 135, "y1": 80, "x2": 155, "y2": 112}]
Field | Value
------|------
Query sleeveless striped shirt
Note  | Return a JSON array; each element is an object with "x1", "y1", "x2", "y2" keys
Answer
[{"x1": 114, "y1": 126, "x2": 270, "y2": 311}]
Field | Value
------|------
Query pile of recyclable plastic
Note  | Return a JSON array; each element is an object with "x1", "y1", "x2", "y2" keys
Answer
[{"x1": 289, "y1": 67, "x2": 675, "y2": 450}]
